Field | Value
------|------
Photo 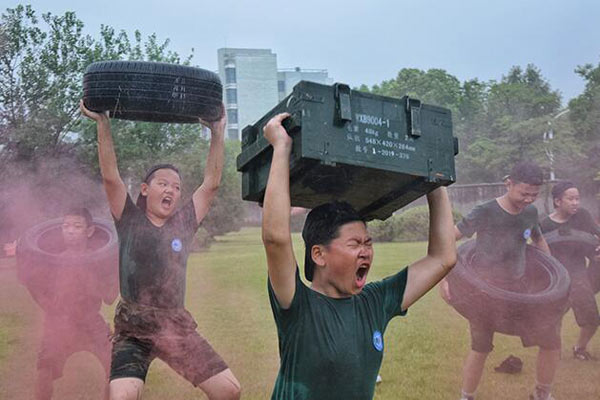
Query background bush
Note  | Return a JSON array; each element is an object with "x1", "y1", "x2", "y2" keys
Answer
[{"x1": 368, "y1": 205, "x2": 462, "y2": 242}]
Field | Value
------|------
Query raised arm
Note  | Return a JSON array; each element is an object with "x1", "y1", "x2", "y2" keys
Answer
[
  {"x1": 192, "y1": 107, "x2": 226, "y2": 225},
  {"x1": 262, "y1": 113, "x2": 297, "y2": 309},
  {"x1": 402, "y1": 187, "x2": 457, "y2": 310},
  {"x1": 438, "y1": 214, "x2": 473, "y2": 304},
  {"x1": 80, "y1": 101, "x2": 127, "y2": 220}
]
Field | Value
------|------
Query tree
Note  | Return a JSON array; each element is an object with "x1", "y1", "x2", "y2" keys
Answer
[
  {"x1": 462, "y1": 65, "x2": 563, "y2": 181},
  {"x1": 0, "y1": 5, "x2": 88, "y2": 163},
  {"x1": 360, "y1": 64, "x2": 572, "y2": 183},
  {"x1": 370, "y1": 68, "x2": 462, "y2": 112},
  {"x1": 0, "y1": 5, "x2": 195, "y2": 169},
  {"x1": 487, "y1": 64, "x2": 561, "y2": 123},
  {"x1": 456, "y1": 78, "x2": 488, "y2": 143},
  {"x1": 568, "y1": 60, "x2": 600, "y2": 196},
  {"x1": 0, "y1": 5, "x2": 245, "y2": 244}
]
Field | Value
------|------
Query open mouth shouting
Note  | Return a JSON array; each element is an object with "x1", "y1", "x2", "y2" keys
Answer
[
  {"x1": 161, "y1": 196, "x2": 174, "y2": 210},
  {"x1": 355, "y1": 263, "x2": 371, "y2": 289}
]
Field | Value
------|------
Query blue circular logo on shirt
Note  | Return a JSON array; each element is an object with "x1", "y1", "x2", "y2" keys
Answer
[
  {"x1": 372, "y1": 330, "x2": 383, "y2": 352},
  {"x1": 523, "y1": 228, "x2": 532, "y2": 240},
  {"x1": 171, "y1": 238, "x2": 182, "y2": 252}
]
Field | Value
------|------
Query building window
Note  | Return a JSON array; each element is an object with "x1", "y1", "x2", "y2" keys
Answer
[
  {"x1": 278, "y1": 80, "x2": 286, "y2": 93},
  {"x1": 225, "y1": 67, "x2": 236, "y2": 84},
  {"x1": 227, "y1": 128, "x2": 239, "y2": 140},
  {"x1": 226, "y1": 88, "x2": 237, "y2": 104},
  {"x1": 227, "y1": 109, "x2": 238, "y2": 124}
]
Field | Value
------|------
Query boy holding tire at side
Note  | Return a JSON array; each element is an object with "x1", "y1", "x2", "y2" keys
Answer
[
  {"x1": 540, "y1": 181, "x2": 600, "y2": 361},
  {"x1": 440, "y1": 161, "x2": 559, "y2": 400},
  {"x1": 261, "y1": 113, "x2": 457, "y2": 399},
  {"x1": 80, "y1": 102, "x2": 241, "y2": 400}
]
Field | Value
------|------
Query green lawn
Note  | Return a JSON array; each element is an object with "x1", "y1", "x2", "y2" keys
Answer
[{"x1": 1, "y1": 227, "x2": 599, "y2": 399}]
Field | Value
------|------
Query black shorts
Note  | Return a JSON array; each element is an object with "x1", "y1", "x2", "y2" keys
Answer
[
  {"x1": 568, "y1": 271, "x2": 600, "y2": 328},
  {"x1": 469, "y1": 319, "x2": 562, "y2": 353},
  {"x1": 109, "y1": 301, "x2": 228, "y2": 386}
]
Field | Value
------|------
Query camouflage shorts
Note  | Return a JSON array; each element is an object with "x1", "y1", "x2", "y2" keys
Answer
[{"x1": 110, "y1": 301, "x2": 228, "y2": 385}]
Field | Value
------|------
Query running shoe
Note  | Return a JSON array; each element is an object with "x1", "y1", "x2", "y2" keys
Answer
[{"x1": 573, "y1": 346, "x2": 597, "y2": 361}]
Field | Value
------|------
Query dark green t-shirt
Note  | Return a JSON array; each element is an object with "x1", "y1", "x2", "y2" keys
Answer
[
  {"x1": 456, "y1": 199, "x2": 541, "y2": 282},
  {"x1": 540, "y1": 208, "x2": 600, "y2": 272},
  {"x1": 268, "y1": 268, "x2": 408, "y2": 400},
  {"x1": 114, "y1": 195, "x2": 198, "y2": 308}
]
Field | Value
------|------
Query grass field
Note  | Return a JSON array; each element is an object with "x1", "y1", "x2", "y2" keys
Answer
[{"x1": 1, "y1": 227, "x2": 599, "y2": 399}]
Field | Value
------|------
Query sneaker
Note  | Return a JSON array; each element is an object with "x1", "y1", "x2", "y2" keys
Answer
[
  {"x1": 573, "y1": 346, "x2": 597, "y2": 361},
  {"x1": 375, "y1": 375, "x2": 382, "y2": 384}
]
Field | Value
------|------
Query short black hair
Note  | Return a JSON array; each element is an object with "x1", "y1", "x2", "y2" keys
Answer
[
  {"x1": 142, "y1": 163, "x2": 180, "y2": 184},
  {"x1": 508, "y1": 161, "x2": 544, "y2": 186},
  {"x1": 302, "y1": 201, "x2": 364, "y2": 281},
  {"x1": 64, "y1": 207, "x2": 93, "y2": 227},
  {"x1": 551, "y1": 181, "x2": 577, "y2": 201},
  {"x1": 136, "y1": 163, "x2": 181, "y2": 211}
]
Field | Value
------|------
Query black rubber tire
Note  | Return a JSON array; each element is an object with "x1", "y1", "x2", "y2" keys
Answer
[
  {"x1": 16, "y1": 218, "x2": 118, "y2": 309},
  {"x1": 83, "y1": 61, "x2": 223, "y2": 123},
  {"x1": 543, "y1": 229, "x2": 599, "y2": 260},
  {"x1": 446, "y1": 240, "x2": 570, "y2": 336}
]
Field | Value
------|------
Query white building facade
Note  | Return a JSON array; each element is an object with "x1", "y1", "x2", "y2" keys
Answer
[{"x1": 217, "y1": 48, "x2": 332, "y2": 140}]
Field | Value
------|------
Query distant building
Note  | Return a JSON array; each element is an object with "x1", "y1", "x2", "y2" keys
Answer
[
  {"x1": 217, "y1": 48, "x2": 278, "y2": 140},
  {"x1": 277, "y1": 67, "x2": 333, "y2": 101},
  {"x1": 217, "y1": 48, "x2": 333, "y2": 140}
]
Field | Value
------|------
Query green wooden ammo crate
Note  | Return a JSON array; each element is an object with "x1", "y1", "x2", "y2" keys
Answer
[{"x1": 236, "y1": 81, "x2": 458, "y2": 221}]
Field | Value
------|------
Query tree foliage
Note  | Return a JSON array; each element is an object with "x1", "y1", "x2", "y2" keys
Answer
[
  {"x1": 0, "y1": 5, "x2": 195, "y2": 167},
  {"x1": 368, "y1": 205, "x2": 462, "y2": 242},
  {"x1": 371, "y1": 68, "x2": 462, "y2": 112},
  {"x1": 568, "y1": 60, "x2": 600, "y2": 196},
  {"x1": 0, "y1": 5, "x2": 89, "y2": 162},
  {"x1": 0, "y1": 5, "x2": 245, "y2": 244},
  {"x1": 359, "y1": 64, "x2": 584, "y2": 185},
  {"x1": 487, "y1": 65, "x2": 561, "y2": 122}
]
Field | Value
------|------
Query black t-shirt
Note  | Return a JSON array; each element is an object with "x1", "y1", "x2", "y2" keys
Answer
[
  {"x1": 268, "y1": 268, "x2": 408, "y2": 400},
  {"x1": 114, "y1": 195, "x2": 198, "y2": 308},
  {"x1": 540, "y1": 208, "x2": 600, "y2": 272},
  {"x1": 457, "y1": 199, "x2": 541, "y2": 282}
]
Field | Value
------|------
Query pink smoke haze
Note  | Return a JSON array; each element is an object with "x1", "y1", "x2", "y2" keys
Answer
[{"x1": 0, "y1": 158, "x2": 117, "y2": 399}]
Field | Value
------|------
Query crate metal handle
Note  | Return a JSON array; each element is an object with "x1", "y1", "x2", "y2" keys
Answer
[
  {"x1": 406, "y1": 97, "x2": 422, "y2": 137},
  {"x1": 334, "y1": 83, "x2": 352, "y2": 126}
]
